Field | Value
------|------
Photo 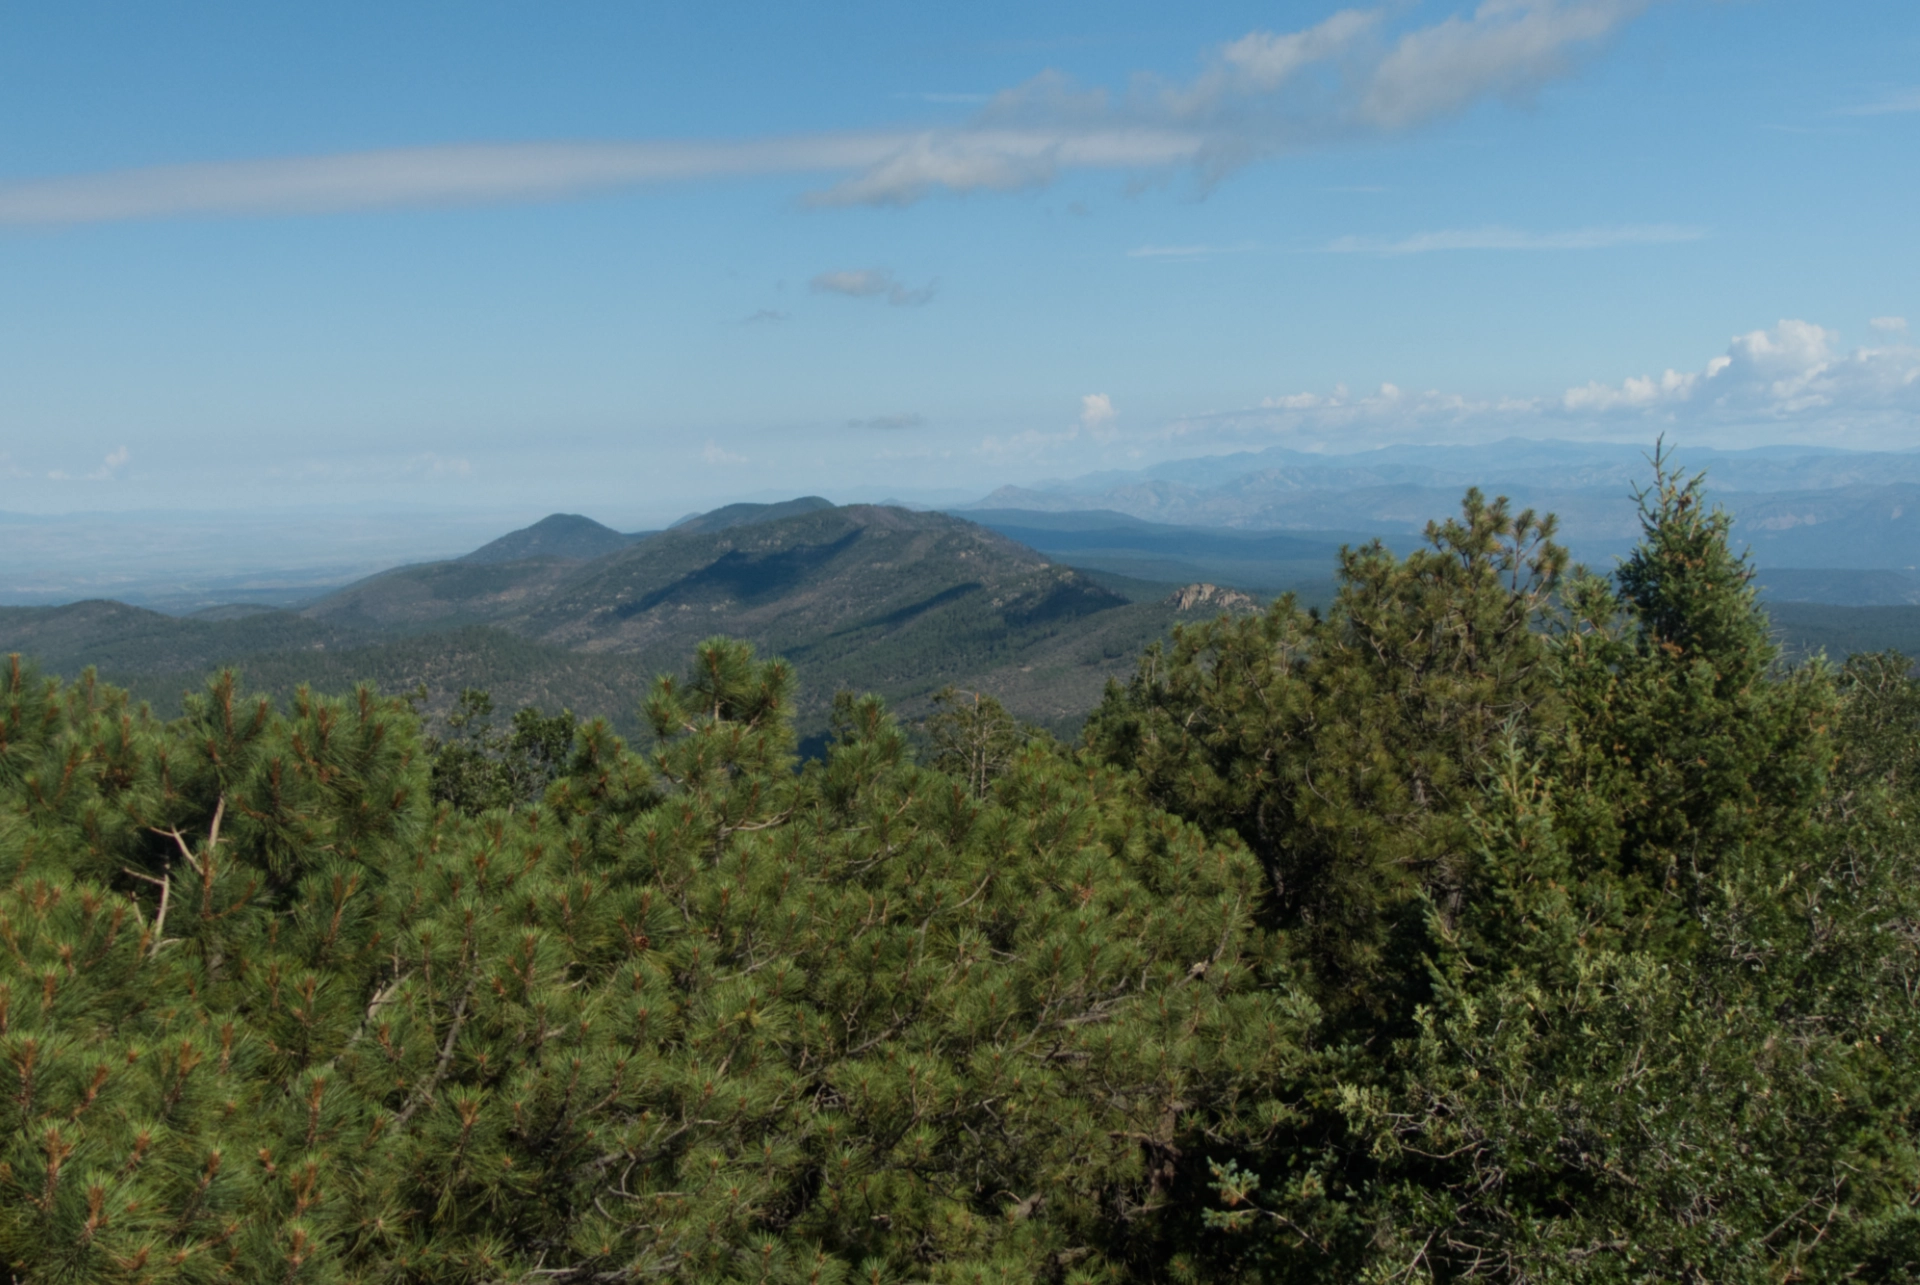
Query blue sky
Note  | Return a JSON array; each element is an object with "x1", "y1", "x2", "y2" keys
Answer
[{"x1": 2, "y1": 0, "x2": 1916, "y2": 526}]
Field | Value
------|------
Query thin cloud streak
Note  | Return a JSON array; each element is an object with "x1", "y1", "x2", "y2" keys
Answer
[
  {"x1": 0, "y1": 129, "x2": 1205, "y2": 225},
  {"x1": 0, "y1": 136, "x2": 901, "y2": 224},
  {"x1": 0, "y1": 1, "x2": 1660, "y2": 225},
  {"x1": 1325, "y1": 223, "x2": 1706, "y2": 254},
  {"x1": 1838, "y1": 87, "x2": 1920, "y2": 116}
]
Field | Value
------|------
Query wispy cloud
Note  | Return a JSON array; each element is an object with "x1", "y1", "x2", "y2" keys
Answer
[
  {"x1": 1325, "y1": 223, "x2": 1705, "y2": 254},
  {"x1": 1838, "y1": 87, "x2": 1920, "y2": 116},
  {"x1": 742, "y1": 309, "x2": 790, "y2": 325},
  {"x1": 1357, "y1": 0, "x2": 1649, "y2": 129},
  {"x1": 809, "y1": 268, "x2": 936, "y2": 307},
  {"x1": 896, "y1": 92, "x2": 994, "y2": 105},
  {"x1": 1126, "y1": 242, "x2": 1257, "y2": 258},
  {"x1": 848, "y1": 413, "x2": 926, "y2": 430},
  {"x1": 701, "y1": 441, "x2": 748, "y2": 466},
  {"x1": 47, "y1": 446, "x2": 131, "y2": 482},
  {"x1": 0, "y1": 2, "x2": 1659, "y2": 225},
  {"x1": 0, "y1": 137, "x2": 908, "y2": 225},
  {"x1": 978, "y1": 392, "x2": 1127, "y2": 458}
]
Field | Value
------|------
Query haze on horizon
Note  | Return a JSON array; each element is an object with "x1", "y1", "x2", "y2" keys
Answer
[{"x1": 2, "y1": 0, "x2": 1916, "y2": 527}]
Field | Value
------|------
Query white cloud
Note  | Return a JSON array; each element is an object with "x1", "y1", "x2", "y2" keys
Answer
[
  {"x1": 0, "y1": 3, "x2": 1659, "y2": 224},
  {"x1": 1080, "y1": 393, "x2": 1119, "y2": 443},
  {"x1": 1182, "y1": 319, "x2": 1920, "y2": 451},
  {"x1": 702, "y1": 441, "x2": 748, "y2": 465},
  {"x1": 1327, "y1": 223, "x2": 1705, "y2": 254},
  {"x1": 809, "y1": 268, "x2": 936, "y2": 307},
  {"x1": 48, "y1": 446, "x2": 131, "y2": 482},
  {"x1": 1872, "y1": 316, "x2": 1909, "y2": 334},
  {"x1": 1560, "y1": 320, "x2": 1916, "y2": 418},
  {"x1": 742, "y1": 309, "x2": 789, "y2": 324},
  {"x1": 848, "y1": 413, "x2": 925, "y2": 430}
]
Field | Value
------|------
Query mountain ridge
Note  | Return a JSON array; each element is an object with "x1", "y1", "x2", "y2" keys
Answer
[
  {"x1": 9, "y1": 488, "x2": 1920, "y2": 748},
  {"x1": 0, "y1": 502, "x2": 1199, "y2": 742}
]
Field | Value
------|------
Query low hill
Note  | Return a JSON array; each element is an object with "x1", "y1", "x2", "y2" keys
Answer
[{"x1": 459, "y1": 513, "x2": 644, "y2": 564}]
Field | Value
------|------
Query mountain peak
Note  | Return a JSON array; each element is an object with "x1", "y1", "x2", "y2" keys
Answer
[
  {"x1": 460, "y1": 514, "x2": 641, "y2": 565},
  {"x1": 669, "y1": 496, "x2": 837, "y2": 535}
]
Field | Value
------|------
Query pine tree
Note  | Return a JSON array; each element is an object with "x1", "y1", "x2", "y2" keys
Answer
[
  {"x1": 1086, "y1": 489, "x2": 1567, "y2": 1021},
  {"x1": 2, "y1": 644, "x2": 1292, "y2": 1282},
  {"x1": 920, "y1": 687, "x2": 1027, "y2": 799}
]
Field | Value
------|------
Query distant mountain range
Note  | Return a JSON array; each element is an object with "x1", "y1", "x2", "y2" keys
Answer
[
  {"x1": 0, "y1": 502, "x2": 1225, "y2": 745},
  {"x1": 9, "y1": 440, "x2": 1919, "y2": 616},
  {"x1": 6, "y1": 489, "x2": 1920, "y2": 748},
  {"x1": 960, "y1": 439, "x2": 1920, "y2": 580}
]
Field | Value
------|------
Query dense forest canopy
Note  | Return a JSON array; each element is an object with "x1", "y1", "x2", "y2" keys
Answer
[{"x1": 5, "y1": 461, "x2": 1920, "y2": 1283}]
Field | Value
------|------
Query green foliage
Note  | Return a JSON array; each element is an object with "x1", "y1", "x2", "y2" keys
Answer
[
  {"x1": 1086, "y1": 489, "x2": 1567, "y2": 1020},
  {"x1": 426, "y1": 689, "x2": 579, "y2": 815},
  {"x1": 0, "y1": 641, "x2": 1290, "y2": 1282},
  {"x1": 8, "y1": 458, "x2": 1920, "y2": 1283},
  {"x1": 1092, "y1": 460, "x2": 1920, "y2": 1281},
  {"x1": 1834, "y1": 650, "x2": 1920, "y2": 805},
  {"x1": 920, "y1": 687, "x2": 1030, "y2": 798}
]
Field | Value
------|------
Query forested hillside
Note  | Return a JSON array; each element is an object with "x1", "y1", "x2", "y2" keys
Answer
[
  {"x1": 0, "y1": 505, "x2": 1202, "y2": 745},
  {"x1": 6, "y1": 496, "x2": 1918, "y2": 758},
  {"x1": 7, "y1": 462, "x2": 1920, "y2": 1282}
]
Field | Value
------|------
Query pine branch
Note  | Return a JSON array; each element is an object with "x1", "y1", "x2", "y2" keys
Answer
[{"x1": 391, "y1": 977, "x2": 476, "y2": 1130}]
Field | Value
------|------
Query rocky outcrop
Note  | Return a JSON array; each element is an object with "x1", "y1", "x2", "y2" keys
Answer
[{"x1": 1166, "y1": 583, "x2": 1258, "y2": 612}]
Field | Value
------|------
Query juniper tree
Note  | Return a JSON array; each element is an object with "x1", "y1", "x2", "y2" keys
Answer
[
  {"x1": 1085, "y1": 489, "x2": 1568, "y2": 1023},
  {"x1": 1104, "y1": 461, "x2": 1920, "y2": 1282}
]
